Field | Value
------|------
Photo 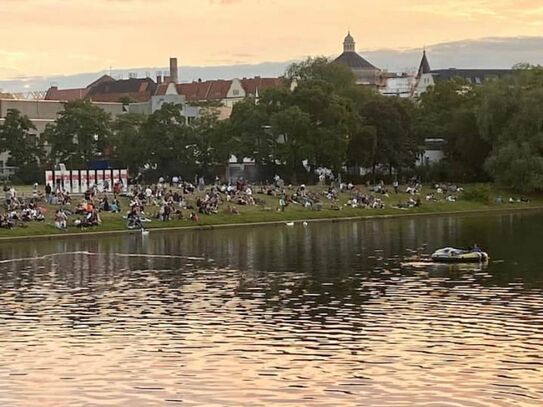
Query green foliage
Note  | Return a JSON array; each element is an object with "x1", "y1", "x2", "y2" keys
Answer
[
  {"x1": 111, "y1": 112, "x2": 146, "y2": 172},
  {"x1": 138, "y1": 103, "x2": 191, "y2": 177},
  {"x1": 44, "y1": 100, "x2": 112, "y2": 167},
  {"x1": 4, "y1": 55, "x2": 539, "y2": 190},
  {"x1": 478, "y1": 67, "x2": 543, "y2": 191},
  {"x1": 271, "y1": 106, "x2": 312, "y2": 182},
  {"x1": 227, "y1": 97, "x2": 272, "y2": 165},
  {"x1": 462, "y1": 184, "x2": 492, "y2": 204},
  {"x1": 188, "y1": 108, "x2": 230, "y2": 178},
  {"x1": 413, "y1": 78, "x2": 490, "y2": 181},
  {"x1": 284, "y1": 56, "x2": 356, "y2": 91},
  {"x1": 0, "y1": 109, "x2": 44, "y2": 182},
  {"x1": 484, "y1": 141, "x2": 543, "y2": 192}
]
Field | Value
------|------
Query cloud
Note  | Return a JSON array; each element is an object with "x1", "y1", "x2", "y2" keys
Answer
[
  {"x1": 1, "y1": 0, "x2": 542, "y2": 78},
  {"x1": 2, "y1": 36, "x2": 542, "y2": 93},
  {"x1": 402, "y1": 0, "x2": 543, "y2": 23}
]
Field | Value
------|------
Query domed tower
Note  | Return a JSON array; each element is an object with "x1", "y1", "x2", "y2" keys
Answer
[
  {"x1": 334, "y1": 31, "x2": 382, "y2": 88},
  {"x1": 343, "y1": 31, "x2": 356, "y2": 53}
]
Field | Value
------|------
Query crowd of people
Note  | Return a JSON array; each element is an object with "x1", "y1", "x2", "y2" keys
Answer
[
  {"x1": 0, "y1": 176, "x2": 486, "y2": 233},
  {"x1": 0, "y1": 185, "x2": 47, "y2": 229}
]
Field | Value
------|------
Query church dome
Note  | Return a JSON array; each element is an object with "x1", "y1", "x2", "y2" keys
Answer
[
  {"x1": 335, "y1": 32, "x2": 381, "y2": 86},
  {"x1": 335, "y1": 52, "x2": 378, "y2": 70},
  {"x1": 343, "y1": 31, "x2": 356, "y2": 53}
]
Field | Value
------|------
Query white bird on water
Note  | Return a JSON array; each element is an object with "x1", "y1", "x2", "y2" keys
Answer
[
  {"x1": 303, "y1": 221, "x2": 308, "y2": 227},
  {"x1": 141, "y1": 228, "x2": 150, "y2": 236},
  {"x1": 285, "y1": 222, "x2": 295, "y2": 227}
]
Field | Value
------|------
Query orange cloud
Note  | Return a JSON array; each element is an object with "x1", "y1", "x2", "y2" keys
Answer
[{"x1": 0, "y1": 0, "x2": 541, "y2": 78}]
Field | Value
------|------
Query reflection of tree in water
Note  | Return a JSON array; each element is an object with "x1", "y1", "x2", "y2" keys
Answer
[{"x1": 0, "y1": 211, "x2": 541, "y2": 335}]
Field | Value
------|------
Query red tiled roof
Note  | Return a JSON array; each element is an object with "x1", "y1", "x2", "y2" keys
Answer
[
  {"x1": 44, "y1": 87, "x2": 89, "y2": 101},
  {"x1": 181, "y1": 81, "x2": 217, "y2": 101},
  {"x1": 87, "y1": 78, "x2": 157, "y2": 103},
  {"x1": 86, "y1": 74, "x2": 115, "y2": 89},
  {"x1": 45, "y1": 76, "x2": 156, "y2": 103},
  {"x1": 155, "y1": 77, "x2": 284, "y2": 102},
  {"x1": 240, "y1": 77, "x2": 284, "y2": 96}
]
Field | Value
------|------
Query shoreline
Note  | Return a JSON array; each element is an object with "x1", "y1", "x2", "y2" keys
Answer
[{"x1": 1, "y1": 204, "x2": 542, "y2": 244}]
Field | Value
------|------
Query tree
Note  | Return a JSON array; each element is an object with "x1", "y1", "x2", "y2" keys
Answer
[
  {"x1": 413, "y1": 78, "x2": 490, "y2": 181},
  {"x1": 44, "y1": 100, "x2": 112, "y2": 167},
  {"x1": 362, "y1": 96, "x2": 417, "y2": 177},
  {"x1": 187, "y1": 108, "x2": 231, "y2": 179},
  {"x1": 110, "y1": 112, "x2": 147, "y2": 172},
  {"x1": 270, "y1": 106, "x2": 312, "y2": 182},
  {"x1": 227, "y1": 98, "x2": 272, "y2": 166},
  {"x1": 478, "y1": 67, "x2": 543, "y2": 191},
  {"x1": 285, "y1": 56, "x2": 356, "y2": 92},
  {"x1": 139, "y1": 103, "x2": 191, "y2": 178},
  {"x1": 0, "y1": 109, "x2": 43, "y2": 182}
]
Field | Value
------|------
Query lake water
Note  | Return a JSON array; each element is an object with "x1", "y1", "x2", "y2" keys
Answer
[{"x1": 0, "y1": 211, "x2": 542, "y2": 406}]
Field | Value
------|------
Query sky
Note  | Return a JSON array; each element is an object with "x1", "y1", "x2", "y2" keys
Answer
[{"x1": 0, "y1": 0, "x2": 542, "y2": 81}]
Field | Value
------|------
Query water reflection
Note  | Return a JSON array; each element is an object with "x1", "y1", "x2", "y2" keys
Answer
[{"x1": 0, "y1": 212, "x2": 542, "y2": 406}]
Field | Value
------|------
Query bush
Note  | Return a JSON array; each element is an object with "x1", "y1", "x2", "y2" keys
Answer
[{"x1": 462, "y1": 184, "x2": 492, "y2": 204}]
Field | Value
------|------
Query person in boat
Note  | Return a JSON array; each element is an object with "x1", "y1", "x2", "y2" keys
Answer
[{"x1": 471, "y1": 244, "x2": 482, "y2": 253}]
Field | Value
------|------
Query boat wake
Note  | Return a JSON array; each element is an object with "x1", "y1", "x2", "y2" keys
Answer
[{"x1": 0, "y1": 251, "x2": 206, "y2": 264}]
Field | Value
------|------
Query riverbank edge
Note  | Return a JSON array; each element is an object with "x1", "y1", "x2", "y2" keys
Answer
[{"x1": 1, "y1": 204, "x2": 542, "y2": 244}]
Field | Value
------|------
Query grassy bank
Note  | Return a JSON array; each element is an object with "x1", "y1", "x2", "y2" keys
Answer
[{"x1": 1, "y1": 184, "x2": 542, "y2": 240}]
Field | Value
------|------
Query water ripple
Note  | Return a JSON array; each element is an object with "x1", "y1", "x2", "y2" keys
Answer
[{"x1": 0, "y1": 214, "x2": 542, "y2": 406}]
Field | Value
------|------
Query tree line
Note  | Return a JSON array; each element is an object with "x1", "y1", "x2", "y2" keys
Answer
[{"x1": 1, "y1": 58, "x2": 542, "y2": 191}]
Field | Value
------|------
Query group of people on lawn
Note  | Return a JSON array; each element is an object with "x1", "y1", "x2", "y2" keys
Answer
[{"x1": 0, "y1": 176, "x2": 466, "y2": 231}]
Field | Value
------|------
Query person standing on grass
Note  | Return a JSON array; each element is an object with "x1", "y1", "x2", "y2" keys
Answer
[
  {"x1": 45, "y1": 183, "x2": 52, "y2": 204},
  {"x1": 145, "y1": 186, "x2": 152, "y2": 205},
  {"x1": 279, "y1": 196, "x2": 287, "y2": 212}
]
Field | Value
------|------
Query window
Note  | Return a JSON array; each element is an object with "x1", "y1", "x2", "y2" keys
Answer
[{"x1": 233, "y1": 89, "x2": 240, "y2": 96}]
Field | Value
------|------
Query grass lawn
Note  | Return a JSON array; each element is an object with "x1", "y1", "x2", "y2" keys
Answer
[{"x1": 1, "y1": 183, "x2": 542, "y2": 239}]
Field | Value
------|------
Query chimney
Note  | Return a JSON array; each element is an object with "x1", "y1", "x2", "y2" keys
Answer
[{"x1": 169, "y1": 57, "x2": 179, "y2": 84}]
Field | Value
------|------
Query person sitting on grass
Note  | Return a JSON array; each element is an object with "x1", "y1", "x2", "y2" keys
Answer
[
  {"x1": 54, "y1": 209, "x2": 68, "y2": 230},
  {"x1": 190, "y1": 212, "x2": 199, "y2": 222},
  {"x1": 80, "y1": 209, "x2": 100, "y2": 228},
  {"x1": 100, "y1": 196, "x2": 111, "y2": 212},
  {"x1": 111, "y1": 199, "x2": 121, "y2": 213},
  {"x1": 173, "y1": 209, "x2": 183, "y2": 220},
  {"x1": 223, "y1": 205, "x2": 239, "y2": 215},
  {"x1": 127, "y1": 210, "x2": 143, "y2": 230},
  {"x1": 0, "y1": 213, "x2": 14, "y2": 229}
]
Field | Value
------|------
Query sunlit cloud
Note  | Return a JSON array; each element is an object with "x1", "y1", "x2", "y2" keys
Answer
[{"x1": 0, "y1": 0, "x2": 541, "y2": 78}]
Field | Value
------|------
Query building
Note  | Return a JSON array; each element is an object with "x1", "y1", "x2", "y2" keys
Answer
[
  {"x1": 45, "y1": 74, "x2": 114, "y2": 102},
  {"x1": 45, "y1": 75, "x2": 157, "y2": 104},
  {"x1": 416, "y1": 138, "x2": 447, "y2": 167},
  {"x1": 154, "y1": 76, "x2": 284, "y2": 108},
  {"x1": 127, "y1": 82, "x2": 201, "y2": 123},
  {"x1": 45, "y1": 57, "x2": 284, "y2": 114},
  {"x1": 333, "y1": 32, "x2": 515, "y2": 99},
  {"x1": 410, "y1": 52, "x2": 514, "y2": 97},
  {"x1": 334, "y1": 32, "x2": 383, "y2": 88},
  {"x1": 86, "y1": 77, "x2": 157, "y2": 103}
]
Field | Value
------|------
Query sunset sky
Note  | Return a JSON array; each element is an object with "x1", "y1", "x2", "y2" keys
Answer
[{"x1": 0, "y1": 0, "x2": 542, "y2": 78}]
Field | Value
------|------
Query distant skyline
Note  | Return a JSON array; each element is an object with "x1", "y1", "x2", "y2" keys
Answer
[
  {"x1": 1, "y1": 36, "x2": 543, "y2": 93},
  {"x1": 1, "y1": 0, "x2": 543, "y2": 81}
]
